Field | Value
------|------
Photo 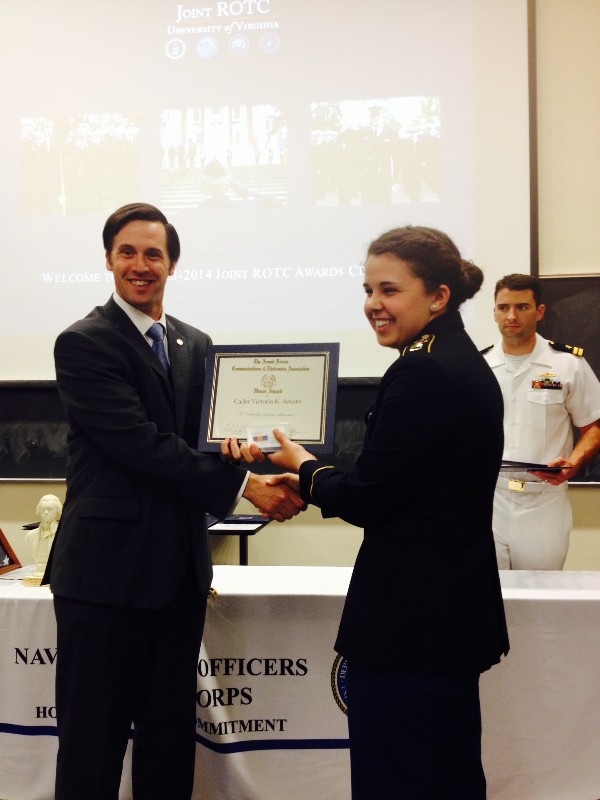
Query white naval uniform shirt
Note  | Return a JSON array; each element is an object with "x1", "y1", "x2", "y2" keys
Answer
[{"x1": 484, "y1": 334, "x2": 600, "y2": 475}]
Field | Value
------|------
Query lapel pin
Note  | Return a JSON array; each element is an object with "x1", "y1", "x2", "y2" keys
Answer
[{"x1": 176, "y1": 339, "x2": 183, "y2": 346}]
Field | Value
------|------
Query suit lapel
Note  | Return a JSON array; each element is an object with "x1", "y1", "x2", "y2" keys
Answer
[{"x1": 166, "y1": 317, "x2": 189, "y2": 436}]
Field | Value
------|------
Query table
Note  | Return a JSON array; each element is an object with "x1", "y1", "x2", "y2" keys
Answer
[
  {"x1": 207, "y1": 515, "x2": 270, "y2": 565},
  {"x1": 1, "y1": 568, "x2": 600, "y2": 800}
]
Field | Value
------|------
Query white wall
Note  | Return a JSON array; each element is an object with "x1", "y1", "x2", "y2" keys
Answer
[{"x1": 536, "y1": 0, "x2": 600, "y2": 276}]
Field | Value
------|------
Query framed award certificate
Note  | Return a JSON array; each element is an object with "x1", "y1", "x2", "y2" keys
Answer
[{"x1": 198, "y1": 343, "x2": 339, "y2": 454}]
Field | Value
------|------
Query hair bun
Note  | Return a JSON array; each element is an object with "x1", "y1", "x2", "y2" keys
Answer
[{"x1": 461, "y1": 260, "x2": 484, "y2": 300}]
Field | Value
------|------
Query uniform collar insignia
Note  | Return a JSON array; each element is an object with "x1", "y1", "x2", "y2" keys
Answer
[{"x1": 405, "y1": 333, "x2": 435, "y2": 354}]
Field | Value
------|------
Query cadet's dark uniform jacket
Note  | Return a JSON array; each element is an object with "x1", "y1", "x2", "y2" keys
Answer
[{"x1": 300, "y1": 311, "x2": 509, "y2": 676}]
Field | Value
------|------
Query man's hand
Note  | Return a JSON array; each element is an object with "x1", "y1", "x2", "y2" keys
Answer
[
  {"x1": 221, "y1": 437, "x2": 266, "y2": 464},
  {"x1": 243, "y1": 472, "x2": 306, "y2": 522},
  {"x1": 529, "y1": 421, "x2": 600, "y2": 486},
  {"x1": 528, "y1": 458, "x2": 573, "y2": 486}
]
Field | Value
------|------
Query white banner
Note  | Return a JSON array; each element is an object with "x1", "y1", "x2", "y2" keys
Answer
[{"x1": 3, "y1": 567, "x2": 600, "y2": 800}]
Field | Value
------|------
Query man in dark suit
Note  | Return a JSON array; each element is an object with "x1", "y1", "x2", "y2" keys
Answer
[{"x1": 46, "y1": 202, "x2": 304, "y2": 800}]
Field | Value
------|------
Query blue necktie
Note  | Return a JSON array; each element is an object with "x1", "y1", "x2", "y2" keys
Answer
[{"x1": 147, "y1": 322, "x2": 170, "y2": 373}]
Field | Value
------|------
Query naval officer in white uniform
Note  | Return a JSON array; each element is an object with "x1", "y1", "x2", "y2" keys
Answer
[{"x1": 483, "y1": 274, "x2": 600, "y2": 570}]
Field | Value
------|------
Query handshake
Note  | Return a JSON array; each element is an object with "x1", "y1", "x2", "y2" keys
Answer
[{"x1": 223, "y1": 428, "x2": 318, "y2": 523}]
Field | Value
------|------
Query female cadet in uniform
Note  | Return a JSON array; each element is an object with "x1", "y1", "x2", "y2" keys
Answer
[{"x1": 223, "y1": 226, "x2": 509, "y2": 799}]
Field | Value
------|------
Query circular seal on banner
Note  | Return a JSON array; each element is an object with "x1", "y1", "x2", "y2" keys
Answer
[{"x1": 331, "y1": 654, "x2": 349, "y2": 715}]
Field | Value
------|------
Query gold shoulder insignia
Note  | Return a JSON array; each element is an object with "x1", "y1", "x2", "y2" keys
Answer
[
  {"x1": 401, "y1": 334, "x2": 435, "y2": 356},
  {"x1": 549, "y1": 341, "x2": 584, "y2": 357}
]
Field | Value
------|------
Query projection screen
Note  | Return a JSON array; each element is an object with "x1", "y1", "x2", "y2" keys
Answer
[{"x1": 0, "y1": 0, "x2": 531, "y2": 379}]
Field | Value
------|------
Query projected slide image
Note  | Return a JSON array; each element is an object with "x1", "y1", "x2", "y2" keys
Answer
[
  {"x1": 311, "y1": 97, "x2": 441, "y2": 207},
  {"x1": 160, "y1": 105, "x2": 287, "y2": 213},
  {"x1": 2, "y1": 0, "x2": 531, "y2": 380},
  {"x1": 20, "y1": 114, "x2": 140, "y2": 215}
]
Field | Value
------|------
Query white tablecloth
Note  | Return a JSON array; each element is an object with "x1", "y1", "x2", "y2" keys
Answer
[{"x1": 1, "y1": 567, "x2": 600, "y2": 800}]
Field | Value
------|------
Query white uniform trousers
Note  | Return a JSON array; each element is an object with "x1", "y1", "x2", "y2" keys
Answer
[{"x1": 493, "y1": 478, "x2": 572, "y2": 570}]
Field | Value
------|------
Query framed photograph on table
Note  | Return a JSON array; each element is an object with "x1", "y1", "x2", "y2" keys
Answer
[{"x1": 0, "y1": 527, "x2": 21, "y2": 575}]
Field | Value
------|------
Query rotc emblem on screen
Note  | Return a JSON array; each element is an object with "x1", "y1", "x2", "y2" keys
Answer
[{"x1": 331, "y1": 654, "x2": 349, "y2": 715}]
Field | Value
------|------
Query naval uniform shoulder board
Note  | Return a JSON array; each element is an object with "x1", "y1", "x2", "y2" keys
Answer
[
  {"x1": 549, "y1": 341, "x2": 585, "y2": 357},
  {"x1": 480, "y1": 345, "x2": 494, "y2": 355}
]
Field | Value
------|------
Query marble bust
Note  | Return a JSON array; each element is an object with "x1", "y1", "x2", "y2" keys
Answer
[{"x1": 24, "y1": 494, "x2": 62, "y2": 584}]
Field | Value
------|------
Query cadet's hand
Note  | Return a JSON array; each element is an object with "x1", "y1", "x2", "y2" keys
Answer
[
  {"x1": 268, "y1": 429, "x2": 317, "y2": 473},
  {"x1": 266, "y1": 473, "x2": 301, "y2": 493},
  {"x1": 242, "y1": 472, "x2": 306, "y2": 522}
]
